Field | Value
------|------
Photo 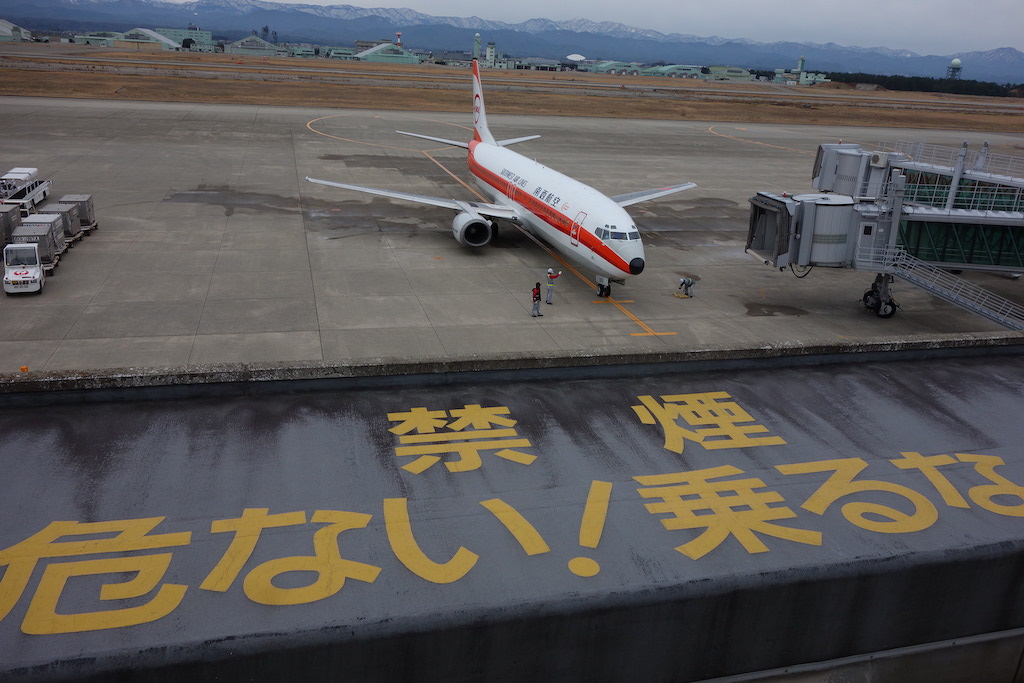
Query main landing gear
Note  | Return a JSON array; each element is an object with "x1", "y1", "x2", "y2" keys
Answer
[{"x1": 863, "y1": 273, "x2": 898, "y2": 318}]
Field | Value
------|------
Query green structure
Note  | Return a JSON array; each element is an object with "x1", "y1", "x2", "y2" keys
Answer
[
  {"x1": 75, "y1": 28, "x2": 181, "y2": 50},
  {"x1": 706, "y1": 65, "x2": 754, "y2": 81},
  {"x1": 354, "y1": 41, "x2": 420, "y2": 64},
  {"x1": 591, "y1": 61, "x2": 643, "y2": 75},
  {"x1": 224, "y1": 35, "x2": 284, "y2": 57},
  {"x1": 0, "y1": 19, "x2": 30, "y2": 42},
  {"x1": 644, "y1": 65, "x2": 704, "y2": 78},
  {"x1": 889, "y1": 141, "x2": 1024, "y2": 271},
  {"x1": 154, "y1": 27, "x2": 216, "y2": 52}
]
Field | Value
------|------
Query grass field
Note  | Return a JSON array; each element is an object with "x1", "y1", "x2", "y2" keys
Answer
[{"x1": 2, "y1": 44, "x2": 1023, "y2": 135}]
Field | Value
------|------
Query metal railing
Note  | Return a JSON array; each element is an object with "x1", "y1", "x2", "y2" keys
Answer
[
  {"x1": 877, "y1": 141, "x2": 1024, "y2": 180},
  {"x1": 900, "y1": 179, "x2": 1024, "y2": 213},
  {"x1": 856, "y1": 246, "x2": 1024, "y2": 331}
]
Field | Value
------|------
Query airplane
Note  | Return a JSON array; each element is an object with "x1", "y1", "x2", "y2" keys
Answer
[{"x1": 306, "y1": 59, "x2": 695, "y2": 297}]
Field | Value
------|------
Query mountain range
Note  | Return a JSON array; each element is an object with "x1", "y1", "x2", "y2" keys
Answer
[{"x1": 7, "y1": 0, "x2": 1024, "y2": 83}]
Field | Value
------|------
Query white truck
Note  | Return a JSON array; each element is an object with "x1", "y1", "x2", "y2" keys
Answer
[
  {"x1": 0, "y1": 168, "x2": 53, "y2": 217},
  {"x1": 3, "y1": 243, "x2": 45, "y2": 295}
]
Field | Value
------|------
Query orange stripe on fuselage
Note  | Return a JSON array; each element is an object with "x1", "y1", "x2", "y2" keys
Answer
[{"x1": 467, "y1": 141, "x2": 632, "y2": 276}]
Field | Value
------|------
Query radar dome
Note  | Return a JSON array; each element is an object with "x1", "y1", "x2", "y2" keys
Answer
[{"x1": 951, "y1": 58, "x2": 961, "y2": 66}]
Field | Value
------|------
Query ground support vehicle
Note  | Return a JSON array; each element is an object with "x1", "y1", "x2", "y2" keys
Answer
[
  {"x1": 0, "y1": 168, "x2": 52, "y2": 217},
  {"x1": 12, "y1": 219, "x2": 62, "y2": 274},
  {"x1": 3, "y1": 242, "x2": 45, "y2": 295}
]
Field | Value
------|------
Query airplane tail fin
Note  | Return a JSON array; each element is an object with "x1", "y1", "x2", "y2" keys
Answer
[{"x1": 472, "y1": 59, "x2": 498, "y2": 146}]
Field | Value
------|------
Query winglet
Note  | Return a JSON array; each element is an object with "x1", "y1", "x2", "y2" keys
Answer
[{"x1": 472, "y1": 59, "x2": 497, "y2": 146}]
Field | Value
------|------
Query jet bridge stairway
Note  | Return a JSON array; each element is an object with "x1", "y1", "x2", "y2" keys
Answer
[{"x1": 856, "y1": 246, "x2": 1024, "y2": 331}]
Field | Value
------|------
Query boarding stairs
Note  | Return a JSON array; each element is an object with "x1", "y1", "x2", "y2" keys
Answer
[{"x1": 856, "y1": 246, "x2": 1024, "y2": 331}]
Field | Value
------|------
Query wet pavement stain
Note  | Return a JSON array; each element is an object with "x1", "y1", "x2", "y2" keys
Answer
[
  {"x1": 166, "y1": 186, "x2": 301, "y2": 217},
  {"x1": 744, "y1": 302, "x2": 808, "y2": 317}
]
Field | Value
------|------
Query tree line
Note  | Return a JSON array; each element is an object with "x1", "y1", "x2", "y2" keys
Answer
[{"x1": 826, "y1": 72, "x2": 1021, "y2": 97}]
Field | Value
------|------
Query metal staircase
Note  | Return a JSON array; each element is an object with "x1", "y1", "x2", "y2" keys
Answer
[{"x1": 856, "y1": 246, "x2": 1024, "y2": 331}]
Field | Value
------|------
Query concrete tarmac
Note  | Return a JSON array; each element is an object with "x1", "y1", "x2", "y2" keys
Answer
[{"x1": 0, "y1": 96, "x2": 1022, "y2": 382}]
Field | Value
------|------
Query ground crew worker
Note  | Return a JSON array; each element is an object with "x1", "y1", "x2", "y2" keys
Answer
[
  {"x1": 678, "y1": 277, "x2": 695, "y2": 297},
  {"x1": 531, "y1": 282, "x2": 543, "y2": 317},
  {"x1": 546, "y1": 268, "x2": 562, "y2": 304}
]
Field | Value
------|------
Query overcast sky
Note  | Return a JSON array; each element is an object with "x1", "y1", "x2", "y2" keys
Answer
[{"x1": 240, "y1": 0, "x2": 1020, "y2": 55}]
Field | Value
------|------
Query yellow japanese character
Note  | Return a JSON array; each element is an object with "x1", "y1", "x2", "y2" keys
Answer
[
  {"x1": 383, "y1": 497, "x2": 555, "y2": 584},
  {"x1": 387, "y1": 406, "x2": 449, "y2": 434},
  {"x1": 200, "y1": 508, "x2": 308, "y2": 592},
  {"x1": 389, "y1": 404, "x2": 535, "y2": 473},
  {"x1": 395, "y1": 429, "x2": 534, "y2": 473},
  {"x1": 890, "y1": 451, "x2": 969, "y2": 508},
  {"x1": 243, "y1": 511, "x2": 380, "y2": 606},
  {"x1": 447, "y1": 404, "x2": 517, "y2": 431},
  {"x1": 634, "y1": 465, "x2": 821, "y2": 559},
  {"x1": 956, "y1": 453, "x2": 1024, "y2": 517},
  {"x1": 632, "y1": 392, "x2": 786, "y2": 453},
  {"x1": 201, "y1": 508, "x2": 380, "y2": 606},
  {"x1": 384, "y1": 498, "x2": 479, "y2": 583},
  {"x1": 777, "y1": 458, "x2": 938, "y2": 533},
  {"x1": 0, "y1": 518, "x2": 190, "y2": 634}
]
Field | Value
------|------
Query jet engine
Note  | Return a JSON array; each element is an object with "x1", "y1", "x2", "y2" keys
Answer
[{"x1": 452, "y1": 211, "x2": 493, "y2": 247}]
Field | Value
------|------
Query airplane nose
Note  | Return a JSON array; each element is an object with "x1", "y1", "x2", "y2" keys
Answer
[{"x1": 629, "y1": 257, "x2": 645, "y2": 275}]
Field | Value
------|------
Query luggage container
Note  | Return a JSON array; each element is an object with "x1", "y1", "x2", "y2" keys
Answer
[
  {"x1": 12, "y1": 223, "x2": 58, "y2": 271},
  {"x1": 39, "y1": 202, "x2": 83, "y2": 242},
  {"x1": 59, "y1": 194, "x2": 97, "y2": 230},
  {"x1": 21, "y1": 213, "x2": 66, "y2": 259},
  {"x1": 0, "y1": 204, "x2": 21, "y2": 244}
]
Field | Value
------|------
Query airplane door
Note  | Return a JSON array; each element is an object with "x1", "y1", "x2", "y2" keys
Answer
[{"x1": 571, "y1": 211, "x2": 587, "y2": 247}]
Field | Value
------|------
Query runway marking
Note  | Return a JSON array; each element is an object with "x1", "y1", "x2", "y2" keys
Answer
[
  {"x1": 705, "y1": 126, "x2": 816, "y2": 155},
  {"x1": 306, "y1": 114, "x2": 473, "y2": 153},
  {"x1": 306, "y1": 116, "x2": 675, "y2": 337}
]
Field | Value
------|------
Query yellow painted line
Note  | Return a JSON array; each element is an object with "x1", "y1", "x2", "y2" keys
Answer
[
  {"x1": 704, "y1": 126, "x2": 871, "y2": 157},
  {"x1": 306, "y1": 114, "x2": 458, "y2": 153},
  {"x1": 705, "y1": 126, "x2": 815, "y2": 155},
  {"x1": 422, "y1": 151, "x2": 482, "y2": 198},
  {"x1": 592, "y1": 296, "x2": 676, "y2": 337}
]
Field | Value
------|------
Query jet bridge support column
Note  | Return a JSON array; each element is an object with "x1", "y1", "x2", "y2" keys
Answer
[{"x1": 858, "y1": 171, "x2": 906, "y2": 318}]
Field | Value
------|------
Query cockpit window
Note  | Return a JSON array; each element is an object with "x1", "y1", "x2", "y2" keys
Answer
[{"x1": 628, "y1": 232, "x2": 640, "y2": 240}]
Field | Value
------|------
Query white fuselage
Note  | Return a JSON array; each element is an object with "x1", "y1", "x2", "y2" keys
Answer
[{"x1": 468, "y1": 141, "x2": 646, "y2": 281}]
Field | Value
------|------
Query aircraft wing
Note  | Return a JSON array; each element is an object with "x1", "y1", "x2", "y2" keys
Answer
[
  {"x1": 611, "y1": 182, "x2": 697, "y2": 208},
  {"x1": 305, "y1": 177, "x2": 519, "y2": 220}
]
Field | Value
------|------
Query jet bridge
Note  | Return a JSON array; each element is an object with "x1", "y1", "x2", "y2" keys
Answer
[{"x1": 747, "y1": 141, "x2": 1024, "y2": 328}]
